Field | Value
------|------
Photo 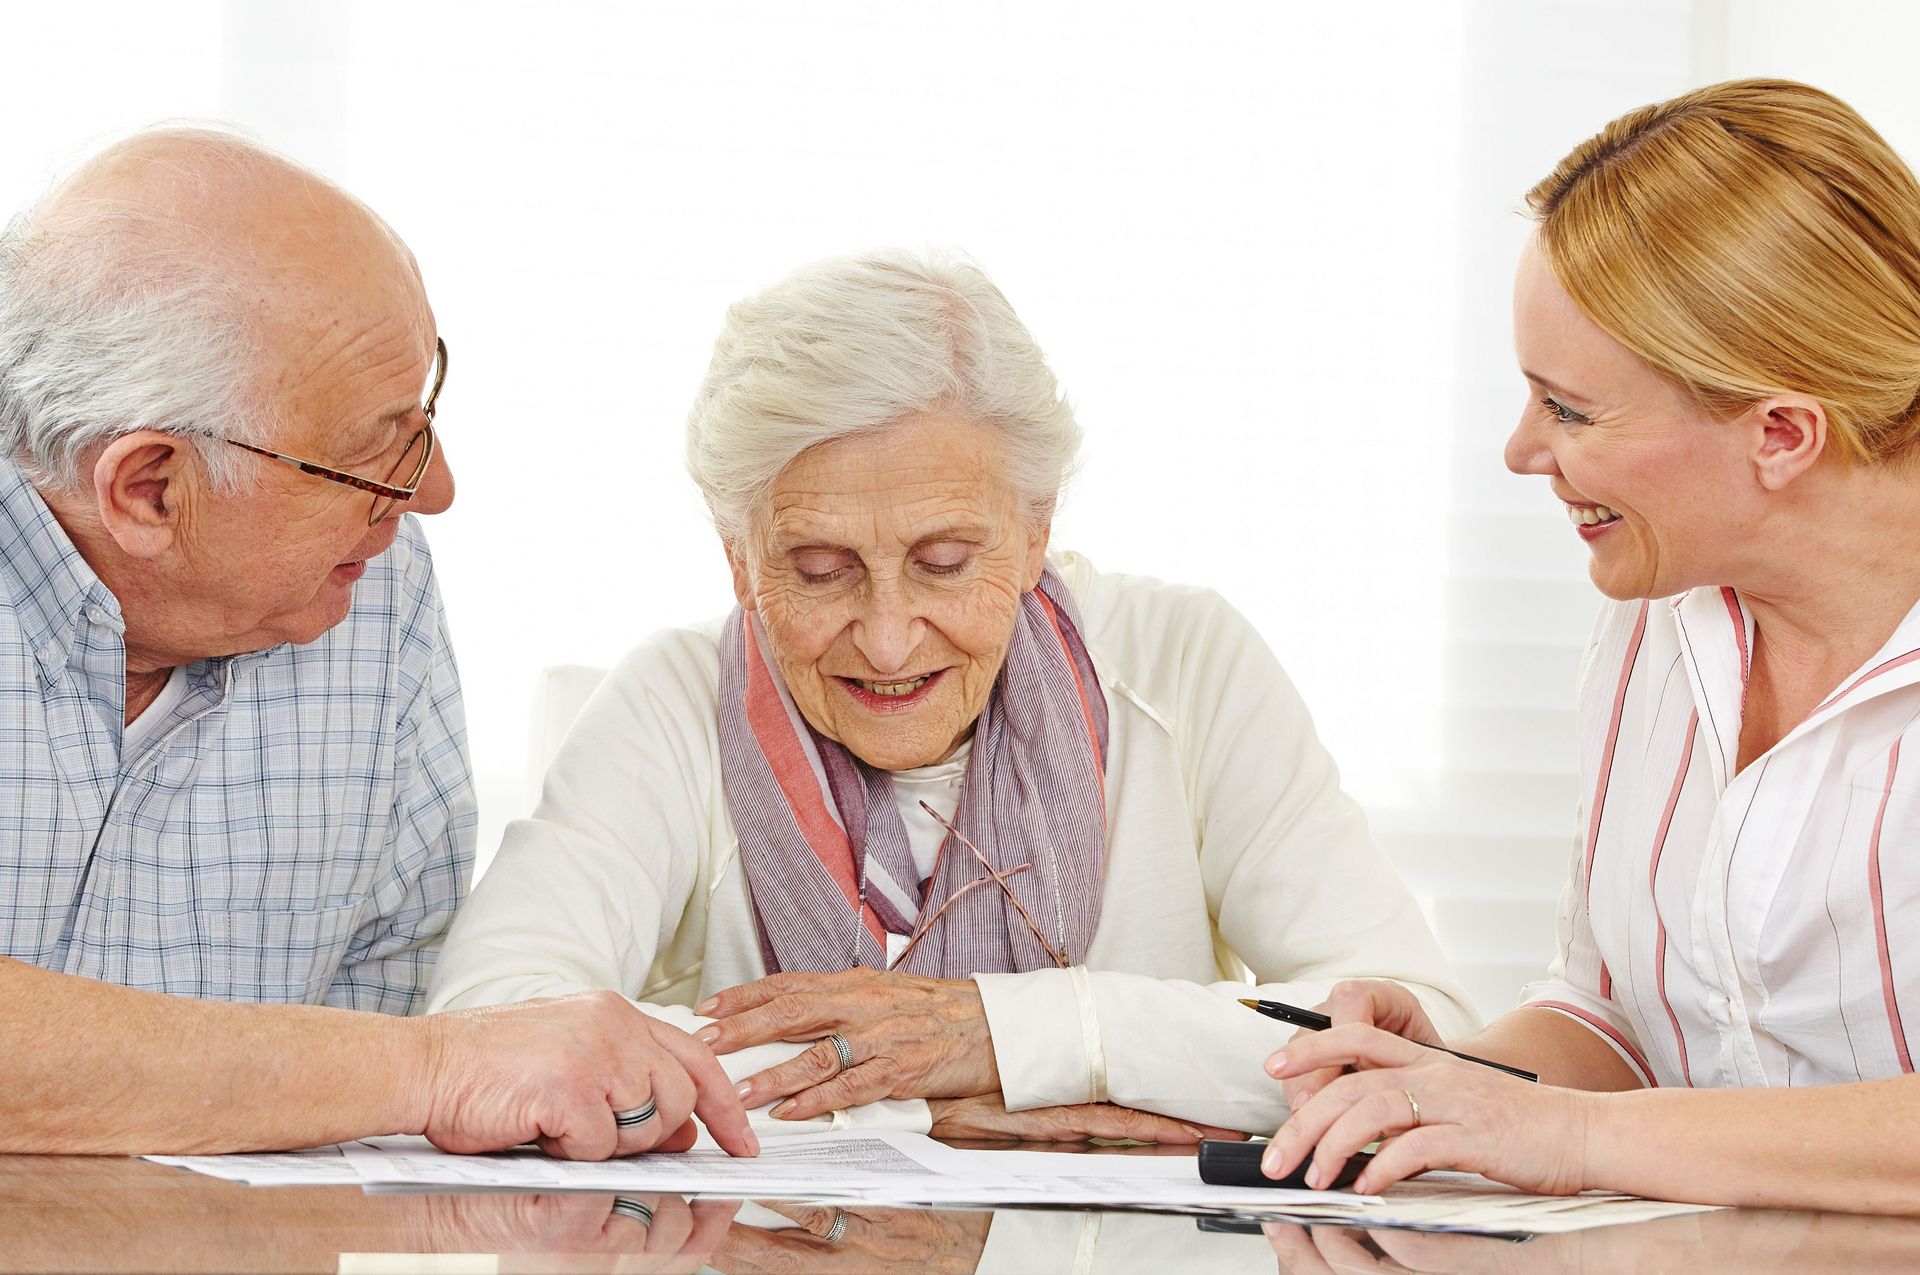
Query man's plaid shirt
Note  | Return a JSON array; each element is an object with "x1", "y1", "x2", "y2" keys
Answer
[{"x1": 0, "y1": 460, "x2": 474, "y2": 1011}]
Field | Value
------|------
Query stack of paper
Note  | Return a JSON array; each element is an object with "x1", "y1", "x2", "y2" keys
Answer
[{"x1": 146, "y1": 1131, "x2": 1717, "y2": 1236}]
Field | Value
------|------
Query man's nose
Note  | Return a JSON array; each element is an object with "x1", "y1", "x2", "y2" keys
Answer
[{"x1": 407, "y1": 433, "x2": 455, "y2": 516}]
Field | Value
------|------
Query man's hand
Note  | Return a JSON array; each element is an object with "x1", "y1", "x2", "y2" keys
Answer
[
  {"x1": 926, "y1": 1094, "x2": 1244, "y2": 1144},
  {"x1": 695, "y1": 970, "x2": 998, "y2": 1119},
  {"x1": 419, "y1": 1191, "x2": 740, "y2": 1275},
  {"x1": 412, "y1": 991, "x2": 759, "y2": 1160}
]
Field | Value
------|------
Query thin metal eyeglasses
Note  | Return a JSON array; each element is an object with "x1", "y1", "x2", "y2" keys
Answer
[{"x1": 224, "y1": 337, "x2": 447, "y2": 526}]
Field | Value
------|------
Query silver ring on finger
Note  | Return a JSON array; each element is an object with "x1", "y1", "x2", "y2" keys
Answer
[
  {"x1": 1403, "y1": 1089, "x2": 1421, "y2": 1130},
  {"x1": 610, "y1": 1196, "x2": 655, "y2": 1226},
  {"x1": 613, "y1": 1098, "x2": 658, "y2": 1128},
  {"x1": 824, "y1": 1031, "x2": 855, "y2": 1074},
  {"x1": 823, "y1": 1207, "x2": 849, "y2": 1243}
]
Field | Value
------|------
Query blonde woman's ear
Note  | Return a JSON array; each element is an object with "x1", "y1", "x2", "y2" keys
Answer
[{"x1": 1749, "y1": 396, "x2": 1828, "y2": 491}]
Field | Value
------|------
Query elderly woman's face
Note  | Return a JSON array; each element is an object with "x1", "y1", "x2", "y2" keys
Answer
[{"x1": 729, "y1": 413, "x2": 1049, "y2": 771}]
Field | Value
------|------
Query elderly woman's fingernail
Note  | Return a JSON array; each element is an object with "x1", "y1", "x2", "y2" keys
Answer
[
  {"x1": 734, "y1": 1082, "x2": 753, "y2": 1103},
  {"x1": 695, "y1": 997, "x2": 719, "y2": 1015},
  {"x1": 696, "y1": 1026, "x2": 720, "y2": 1045},
  {"x1": 772, "y1": 1101, "x2": 798, "y2": 1119}
]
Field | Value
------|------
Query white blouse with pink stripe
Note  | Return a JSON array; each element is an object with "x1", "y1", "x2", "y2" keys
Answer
[{"x1": 1522, "y1": 586, "x2": 1920, "y2": 1089}]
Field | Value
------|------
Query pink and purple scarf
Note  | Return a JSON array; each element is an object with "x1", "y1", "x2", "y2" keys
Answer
[{"x1": 716, "y1": 566, "x2": 1109, "y2": 978}]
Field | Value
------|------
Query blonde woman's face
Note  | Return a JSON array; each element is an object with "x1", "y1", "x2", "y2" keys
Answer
[
  {"x1": 730, "y1": 414, "x2": 1049, "y2": 771},
  {"x1": 1504, "y1": 239, "x2": 1756, "y2": 601}
]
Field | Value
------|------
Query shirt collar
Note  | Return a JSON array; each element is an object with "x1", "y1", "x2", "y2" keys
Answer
[{"x1": 0, "y1": 458, "x2": 124, "y2": 681}]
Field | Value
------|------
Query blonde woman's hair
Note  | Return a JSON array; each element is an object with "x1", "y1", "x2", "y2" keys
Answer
[{"x1": 1528, "y1": 78, "x2": 1920, "y2": 463}]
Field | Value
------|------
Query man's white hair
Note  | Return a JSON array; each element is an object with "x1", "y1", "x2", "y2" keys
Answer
[
  {"x1": 0, "y1": 128, "x2": 284, "y2": 493},
  {"x1": 685, "y1": 248, "x2": 1082, "y2": 546}
]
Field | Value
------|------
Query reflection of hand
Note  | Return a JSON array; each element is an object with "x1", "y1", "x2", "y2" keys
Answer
[
  {"x1": 416, "y1": 991, "x2": 757, "y2": 1160},
  {"x1": 420, "y1": 1192, "x2": 739, "y2": 1275},
  {"x1": 711, "y1": 1200, "x2": 991, "y2": 1275},
  {"x1": 1263, "y1": 1026, "x2": 1589, "y2": 1196},
  {"x1": 695, "y1": 969, "x2": 998, "y2": 1118},
  {"x1": 927, "y1": 1093, "x2": 1243, "y2": 1143},
  {"x1": 1264, "y1": 1221, "x2": 1536, "y2": 1274},
  {"x1": 1282, "y1": 981, "x2": 1444, "y2": 1113}
]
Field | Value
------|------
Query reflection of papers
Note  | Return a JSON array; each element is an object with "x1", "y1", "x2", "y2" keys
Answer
[
  {"x1": 145, "y1": 1133, "x2": 1715, "y2": 1235},
  {"x1": 144, "y1": 1143, "x2": 362, "y2": 1186}
]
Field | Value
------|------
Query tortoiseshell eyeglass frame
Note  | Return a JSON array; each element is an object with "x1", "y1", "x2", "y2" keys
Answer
[{"x1": 224, "y1": 337, "x2": 446, "y2": 526}]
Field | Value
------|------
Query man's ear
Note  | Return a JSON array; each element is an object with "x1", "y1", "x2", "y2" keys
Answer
[
  {"x1": 723, "y1": 539, "x2": 757, "y2": 611},
  {"x1": 1746, "y1": 396, "x2": 1827, "y2": 492},
  {"x1": 92, "y1": 431, "x2": 191, "y2": 558},
  {"x1": 1023, "y1": 516, "x2": 1053, "y2": 591}
]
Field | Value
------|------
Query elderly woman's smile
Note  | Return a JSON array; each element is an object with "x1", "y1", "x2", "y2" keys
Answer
[{"x1": 729, "y1": 412, "x2": 1046, "y2": 772}]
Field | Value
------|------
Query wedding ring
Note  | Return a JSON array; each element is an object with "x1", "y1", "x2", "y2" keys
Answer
[
  {"x1": 610, "y1": 1196, "x2": 655, "y2": 1226},
  {"x1": 1404, "y1": 1090, "x2": 1421, "y2": 1130},
  {"x1": 823, "y1": 1207, "x2": 849, "y2": 1243},
  {"x1": 825, "y1": 1032, "x2": 855, "y2": 1073},
  {"x1": 613, "y1": 1099, "x2": 657, "y2": 1128}
]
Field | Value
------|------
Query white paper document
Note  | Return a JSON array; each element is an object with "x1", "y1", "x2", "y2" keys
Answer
[{"x1": 145, "y1": 1131, "x2": 1714, "y2": 1235}]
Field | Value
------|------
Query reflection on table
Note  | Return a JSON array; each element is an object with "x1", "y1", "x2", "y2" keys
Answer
[{"x1": 1, "y1": 1150, "x2": 1916, "y2": 1274}]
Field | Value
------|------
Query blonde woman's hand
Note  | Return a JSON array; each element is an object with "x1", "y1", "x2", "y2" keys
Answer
[
  {"x1": 1282, "y1": 980, "x2": 1445, "y2": 1113},
  {"x1": 1263, "y1": 1024, "x2": 1594, "y2": 1197}
]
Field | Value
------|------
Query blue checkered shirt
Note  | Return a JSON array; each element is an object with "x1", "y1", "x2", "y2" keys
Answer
[{"x1": 0, "y1": 460, "x2": 474, "y2": 1012}]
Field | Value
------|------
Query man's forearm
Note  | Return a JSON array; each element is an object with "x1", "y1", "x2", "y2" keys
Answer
[{"x1": 2, "y1": 956, "x2": 428, "y2": 1154}]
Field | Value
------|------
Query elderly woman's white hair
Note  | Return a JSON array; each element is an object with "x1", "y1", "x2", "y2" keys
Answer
[
  {"x1": 0, "y1": 128, "x2": 292, "y2": 493},
  {"x1": 685, "y1": 248, "x2": 1082, "y2": 546}
]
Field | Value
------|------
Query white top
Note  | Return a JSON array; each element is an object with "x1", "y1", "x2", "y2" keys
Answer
[
  {"x1": 1524, "y1": 587, "x2": 1920, "y2": 1088},
  {"x1": 884, "y1": 743, "x2": 968, "y2": 965},
  {"x1": 119, "y1": 665, "x2": 189, "y2": 760},
  {"x1": 429, "y1": 552, "x2": 1478, "y2": 1132}
]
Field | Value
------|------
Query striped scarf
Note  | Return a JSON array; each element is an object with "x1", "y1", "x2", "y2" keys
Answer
[{"x1": 716, "y1": 566, "x2": 1109, "y2": 978}]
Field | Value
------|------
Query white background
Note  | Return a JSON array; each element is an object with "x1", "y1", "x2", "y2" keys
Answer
[{"x1": 3, "y1": 0, "x2": 1915, "y2": 1019}]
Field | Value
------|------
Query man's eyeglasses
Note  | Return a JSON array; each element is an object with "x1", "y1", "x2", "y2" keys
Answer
[{"x1": 225, "y1": 337, "x2": 446, "y2": 526}]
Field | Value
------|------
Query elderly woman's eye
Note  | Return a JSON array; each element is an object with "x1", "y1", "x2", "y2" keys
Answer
[
  {"x1": 790, "y1": 550, "x2": 855, "y2": 583},
  {"x1": 917, "y1": 555, "x2": 970, "y2": 576}
]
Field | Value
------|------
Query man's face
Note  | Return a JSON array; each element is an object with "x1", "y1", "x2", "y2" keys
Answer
[{"x1": 124, "y1": 216, "x2": 456, "y2": 662}]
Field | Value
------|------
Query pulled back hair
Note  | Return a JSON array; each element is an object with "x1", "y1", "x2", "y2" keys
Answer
[{"x1": 1529, "y1": 78, "x2": 1920, "y2": 463}]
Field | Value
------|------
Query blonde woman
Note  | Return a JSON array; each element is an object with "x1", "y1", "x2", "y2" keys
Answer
[{"x1": 1262, "y1": 80, "x2": 1920, "y2": 1213}]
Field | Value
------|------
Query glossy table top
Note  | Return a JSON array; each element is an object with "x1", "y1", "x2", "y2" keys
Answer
[{"x1": 4, "y1": 1151, "x2": 1919, "y2": 1273}]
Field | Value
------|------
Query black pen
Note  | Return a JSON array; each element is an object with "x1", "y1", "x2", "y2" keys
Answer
[{"x1": 1240, "y1": 998, "x2": 1540, "y2": 1083}]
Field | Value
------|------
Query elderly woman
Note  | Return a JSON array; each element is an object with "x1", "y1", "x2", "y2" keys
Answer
[
  {"x1": 1261, "y1": 80, "x2": 1920, "y2": 1214},
  {"x1": 429, "y1": 250, "x2": 1476, "y2": 1139}
]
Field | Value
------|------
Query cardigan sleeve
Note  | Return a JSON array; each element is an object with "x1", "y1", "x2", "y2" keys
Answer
[{"x1": 977, "y1": 572, "x2": 1478, "y2": 1132}]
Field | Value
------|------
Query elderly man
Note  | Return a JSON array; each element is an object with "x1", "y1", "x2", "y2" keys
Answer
[{"x1": 0, "y1": 128, "x2": 752, "y2": 1160}]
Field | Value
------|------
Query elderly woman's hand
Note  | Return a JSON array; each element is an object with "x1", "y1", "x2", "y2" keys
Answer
[
  {"x1": 696, "y1": 969, "x2": 998, "y2": 1119},
  {"x1": 1262, "y1": 1024, "x2": 1595, "y2": 1197},
  {"x1": 926, "y1": 1094, "x2": 1243, "y2": 1143}
]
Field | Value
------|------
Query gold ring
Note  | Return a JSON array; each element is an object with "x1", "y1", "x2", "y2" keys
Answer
[{"x1": 1404, "y1": 1089, "x2": 1421, "y2": 1129}]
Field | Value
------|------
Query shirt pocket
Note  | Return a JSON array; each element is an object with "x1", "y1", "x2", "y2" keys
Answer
[{"x1": 203, "y1": 900, "x2": 366, "y2": 1004}]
